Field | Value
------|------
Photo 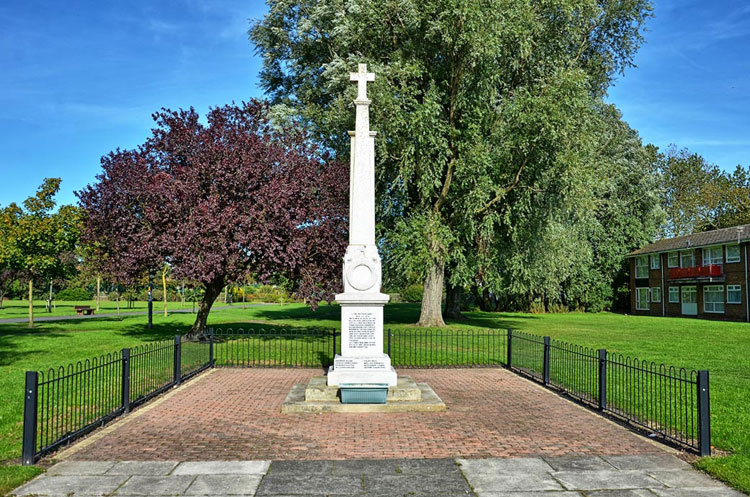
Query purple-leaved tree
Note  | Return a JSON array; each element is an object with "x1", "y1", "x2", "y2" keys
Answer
[{"x1": 78, "y1": 100, "x2": 348, "y2": 335}]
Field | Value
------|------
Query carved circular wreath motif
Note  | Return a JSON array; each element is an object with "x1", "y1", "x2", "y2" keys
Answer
[{"x1": 347, "y1": 263, "x2": 376, "y2": 291}]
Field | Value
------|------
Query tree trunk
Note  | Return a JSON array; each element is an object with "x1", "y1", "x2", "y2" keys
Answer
[
  {"x1": 96, "y1": 276, "x2": 101, "y2": 312},
  {"x1": 417, "y1": 259, "x2": 445, "y2": 327},
  {"x1": 162, "y1": 267, "x2": 168, "y2": 317},
  {"x1": 116, "y1": 290, "x2": 121, "y2": 319},
  {"x1": 188, "y1": 277, "x2": 224, "y2": 338},
  {"x1": 28, "y1": 279, "x2": 34, "y2": 328},
  {"x1": 444, "y1": 282, "x2": 463, "y2": 320}
]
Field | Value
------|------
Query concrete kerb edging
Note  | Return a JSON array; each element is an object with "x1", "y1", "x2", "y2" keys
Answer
[{"x1": 50, "y1": 368, "x2": 218, "y2": 463}]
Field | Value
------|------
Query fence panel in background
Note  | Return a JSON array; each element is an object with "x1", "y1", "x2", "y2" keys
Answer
[
  {"x1": 23, "y1": 334, "x2": 210, "y2": 464},
  {"x1": 129, "y1": 340, "x2": 174, "y2": 405},
  {"x1": 508, "y1": 330, "x2": 544, "y2": 381},
  {"x1": 389, "y1": 328, "x2": 506, "y2": 368},
  {"x1": 505, "y1": 329, "x2": 706, "y2": 455},
  {"x1": 32, "y1": 352, "x2": 122, "y2": 463},
  {"x1": 212, "y1": 328, "x2": 338, "y2": 368},
  {"x1": 548, "y1": 339, "x2": 599, "y2": 405},
  {"x1": 604, "y1": 353, "x2": 699, "y2": 451},
  {"x1": 180, "y1": 336, "x2": 212, "y2": 380}
]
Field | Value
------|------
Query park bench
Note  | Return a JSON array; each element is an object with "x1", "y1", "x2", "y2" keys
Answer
[{"x1": 74, "y1": 305, "x2": 94, "y2": 316}]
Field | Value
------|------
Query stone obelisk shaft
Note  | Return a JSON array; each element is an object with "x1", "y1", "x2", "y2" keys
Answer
[{"x1": 327, "y1": 64, "x2": 396, "y2": 387}]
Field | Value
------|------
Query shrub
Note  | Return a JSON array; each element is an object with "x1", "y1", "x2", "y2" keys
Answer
[
  {"x1": 56, "y1": 287, "x2": 93, "y2": 301},
  {"x1": 400, "y1": 284, "x2": 424, "y2": 303}
]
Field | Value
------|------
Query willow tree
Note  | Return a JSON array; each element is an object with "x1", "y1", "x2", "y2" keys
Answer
[
  {"x1": 252, "y1": 0, "x2": 652, "y2": 326},
  {"x1": 78, "y1": 100, "x2": 348, "y2": 335}
]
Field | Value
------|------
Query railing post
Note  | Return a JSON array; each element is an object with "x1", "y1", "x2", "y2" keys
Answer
[
  {"x1": 506, "y1": 329, "x2": 513, "y2": 368},
  {"x1": 597, "y1": 349, "x2": 607, "y2": 411},
  {"x1": 22, "y1": 371, "x2": 38, "y2": 466},
  {"x1": 121, "y1": 348, "x2": 131, "y2": 413},
  {"x1": 209, "y1": 328, "x2": 215, "y2": 368},
  {"x1": 543, "y1": 337, "x2": 551, "y2": 385},
  {"x1": 698, "y1": 370, "x2": 711, "y2": 456},
  {"x1": 387, "y1": 328, "x2": 392, "y2": 357},
  {"x1": 173, "y1": 335, "x2": 182, "y2": 386}
]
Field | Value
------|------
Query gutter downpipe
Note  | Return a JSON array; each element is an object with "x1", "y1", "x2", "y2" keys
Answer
[
  {"x1": 745, "y1": 243, "x2": 749, "y2": 323},
  {"x1": 661, "y1": 254, "x2": 665, "y2": 317}
]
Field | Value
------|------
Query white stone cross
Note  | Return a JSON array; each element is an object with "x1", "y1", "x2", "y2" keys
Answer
[{"x1": 350, "y1": 63, "x2": 375, "y2": 101}]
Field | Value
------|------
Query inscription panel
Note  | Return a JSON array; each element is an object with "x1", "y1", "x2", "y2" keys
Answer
[
  {"x1": 333, "y1": 356, "x2": 390, "y2": 370},
  {"x1": 348, "y1": 311, "x2": 377, "y2": 350}
]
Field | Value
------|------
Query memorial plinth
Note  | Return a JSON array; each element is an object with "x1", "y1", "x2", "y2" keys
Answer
[{"x1": 326, "y1": 63, "x2": 397, "y2": 388}]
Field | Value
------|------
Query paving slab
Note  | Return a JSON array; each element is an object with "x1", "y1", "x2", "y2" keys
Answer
[
  {"x1": 270, "y1": 460, "x2": 334, "y2": 474},
  {"x1": 552, "y1": 470, "x2": 666, "y2": 490},
  {"x1": 254, "y1": 474, "x2": 365, "y2": 495},
  {"x1": 106, "y1": 461, "x2": 179, "y2": 475},
  {"x1": 584, "y1": 491, "x2": 656, "y2": 497},
  {"x1": 602, "y1": 454, "x2": 692, "y2": 471},
  {"x1": 395, "y1": 458, "x2": 463, "y2": 475},
  {"x1": 184, "y1": 474, "x2": 263, "y2": 495},
  {"x1": 648, "y1": 469, "x2": 727, "y2": 488},
  {"x1": 114, "y1": 475, "x2": 195, "y2": 495},
  {"x1": 461, "y1": 472, "x2": 565, "y2": 493},
  {"x1": 543, "y1": 455, "x2": 615, "y2": 472},
  {"x1": 457, "y1": 457, "x2": 555, "y2": 474},
  {"x1": 45, "y1": 460, "x2": 116, "y2": 475},
  {"x1": 172, "y1": 460, "x2": 271, "y2": 475},
  {"x1": 363, "y1": 473, "x2": 473, "y2": 495},
  {"x1": 650, "y1": 488, "x2": 746, "y2": 497},
  {"x1": 12, "y1": 475, "x2": 127, "y2": 496},
  {"x1": 475, "y1": 493, "x2": 582, "y2": 497}
]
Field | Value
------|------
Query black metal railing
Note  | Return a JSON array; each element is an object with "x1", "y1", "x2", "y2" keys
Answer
[
  {"x1": 388, "y1": 328, "x2": 506, "y2": 367},
  {"x1": 212, "y1": 328, "x2": 338, "y2": 368},
  {"x1": 22, "y1": 334, "x2": 212, "y2": 465},
  {"x1": 504, "y1": 329, "x2": 709, "y2": 456},
  {"x1": 22, "y1": 326, "x2": 710, "y2": 464}
]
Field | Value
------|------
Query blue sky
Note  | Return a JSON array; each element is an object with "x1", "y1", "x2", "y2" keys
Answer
[{"x1": 1, "y1": 0, "x2": 748, "y2": 207}]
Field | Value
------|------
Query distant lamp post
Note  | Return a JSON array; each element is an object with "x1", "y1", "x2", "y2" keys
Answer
[{"x1": 147, "y1": 274, "x2": 153, "y2": 329}]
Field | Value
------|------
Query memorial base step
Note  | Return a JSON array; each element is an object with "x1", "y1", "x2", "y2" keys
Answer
[
  {"x1": 305, "y1": 376, "x2": 422, "y2": 402},
  {"x1": 282, "y1": 376, "x2": 446, "y2": 413}
]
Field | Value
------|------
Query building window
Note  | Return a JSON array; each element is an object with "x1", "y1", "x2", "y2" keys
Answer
[
  {"x1": 703, "y1": 285, "x2": 725, "y2": 313},
  {"x1": 728, "y1": 285, "x2": 742, "y2": 304},
  {"x1": 669, "y1": 286, "x2": 679, "y2": 303},
  {"x1": 668, "y1": 252, "x2": 679, "y2": 268},
  {"x1": 650, "y1": 254, "x2": 660, "y2": 269},
  {"x1": 726, "y1": 244, "x2": 741, "y2": 263},
  {"x1": 703, "y1": 246, "x2": 723, "y2": 266},
  {"x1": 635, "y1": 256, "x2": 648, "y2": 278},
  {"x1": 636, "y1": 288, "x2": 650, "y2": 310},
  {"x1": 680, "y1": 250, "x2": 695, "y2": 267},
  {"x1": 650, "y1": 287, "x2": 661, "y2": 303}
]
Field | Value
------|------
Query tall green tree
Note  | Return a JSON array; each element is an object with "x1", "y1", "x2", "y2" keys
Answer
[
  {"x1": 658, "y1": 147, "x2": 724, "y2": 237},
  {"x1": 252, "y1": 0, "x2": 652, "y2": 325},
  {"x1": 0, "y1": 204, "x2": 23, "y2": 308},
  {"x1": 468, "y1": 104, "x2": 663, "y2": 312},
  {"x1": 714, "y1": 164, "x2": 750, "y2": 229},
  {"x1": 4, "y1": 179, "x2": 80, "y2": 327}
]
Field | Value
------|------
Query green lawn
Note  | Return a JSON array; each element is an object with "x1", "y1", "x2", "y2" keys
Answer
[{"x1": 0, "y1": 303, "x2": 748, "y2": 494}]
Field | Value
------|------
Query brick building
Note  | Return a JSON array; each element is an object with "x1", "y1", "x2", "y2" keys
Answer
[{"x1": 628, "y1": 224, "x2": 750, "y2": 322}]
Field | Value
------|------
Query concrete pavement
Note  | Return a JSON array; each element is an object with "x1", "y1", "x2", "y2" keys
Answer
[{"x1": 11, "y1": 455, "x2": 743, "y2": 496}]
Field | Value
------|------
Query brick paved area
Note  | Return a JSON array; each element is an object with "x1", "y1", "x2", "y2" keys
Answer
[{"x1": 65, "y1": 368, "x2": 668, "y2": 461}]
